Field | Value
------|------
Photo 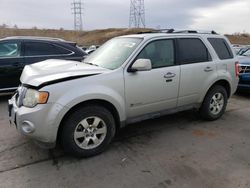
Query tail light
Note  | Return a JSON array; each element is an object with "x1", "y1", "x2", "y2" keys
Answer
[{"x1": 235, "y1": 61, "x2": 240, "y2": 77}]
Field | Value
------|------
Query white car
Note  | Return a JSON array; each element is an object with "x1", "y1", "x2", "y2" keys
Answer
[{"x1": 9, "y1": 30, "x2": 239, "y2": 157}]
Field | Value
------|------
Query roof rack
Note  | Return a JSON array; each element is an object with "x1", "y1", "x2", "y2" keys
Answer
[
  {"x1": 136, "y1": 31, "x2": 157, "y2": 34},
  {"x1": 3, "y1": 36, "x2": 66, "y2": 41},
  {"x1": 170, "y1": 30, "x2": 218, "y2": 34},
  {"x1": 137, "y1": 29, "x2": 218, "y2": 35},
  {"x1": 137, "y1": 28, "x2": 174, "y2": 34}
]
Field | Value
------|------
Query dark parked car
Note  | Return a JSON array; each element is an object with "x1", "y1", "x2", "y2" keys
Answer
[
  {"x1": 0, "y1": 36, "x2": 87, "y2": 92},
  {"x1": 238, "y1": 56, "x2": 250, "y2": 91}
]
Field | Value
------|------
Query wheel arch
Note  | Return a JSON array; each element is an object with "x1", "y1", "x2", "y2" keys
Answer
[
  {"x1": 200, "y1": 79, "x2": 231, "y2": 105},
  {"x1": 210, "y1": 79, "x2": 231, "y2": 98},
  {"x1": 199, "y1": 79, "x2": 230, "y2": 120},
  {"x1": 56, "y1": 99, "x2": 122, "y2": 144}
]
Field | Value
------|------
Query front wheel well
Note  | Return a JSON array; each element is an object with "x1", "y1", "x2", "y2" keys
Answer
[{"x1": 57, "y1": 99, "x2": 121, "y2": 144}]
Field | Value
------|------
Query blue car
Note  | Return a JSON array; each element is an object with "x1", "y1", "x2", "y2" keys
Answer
[{"x1": 238, "y1": 56, "x2": 250, "y2": 90}]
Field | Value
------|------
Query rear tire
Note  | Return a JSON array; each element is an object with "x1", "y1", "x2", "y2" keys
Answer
[
  {"x1": 200, "y1": 85, "x2": 228, "y2": 121},
  {"x1": 61, "y1": 105, "x2": 116, "y2": 157}
]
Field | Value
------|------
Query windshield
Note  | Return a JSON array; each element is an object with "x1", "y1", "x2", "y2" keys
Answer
[
  {"x1": 84, "y1": 37, "x2": 142, "y2": 70},
  {"x1": 242, "y1": 49, "x2": 250, "y2": 56}
]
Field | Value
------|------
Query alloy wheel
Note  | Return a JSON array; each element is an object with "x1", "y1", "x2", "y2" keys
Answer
[
  {"x1": 209, "y1": 92, "x2": 225, "y2": 115},
  {"x1": 74, "y1": 116, "x2": 107, "y2": 149}
]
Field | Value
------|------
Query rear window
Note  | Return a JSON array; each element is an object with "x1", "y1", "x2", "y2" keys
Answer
[
  {"x1": 24, "y1": 42, "x2": 72, "y2": 56},
  {"x1": 178, "y1": 38, "x2": 211, "y2": 64},
  {"x1": 208, "y1": 38, "x2": 233, "y2": 60}
]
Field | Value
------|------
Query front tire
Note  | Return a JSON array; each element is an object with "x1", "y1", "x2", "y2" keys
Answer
[
  {"x1": 200, "y1": 85, "x2": 228, "y2": 121},
  {"x1": 61, "y1": 105, "x2": 116, "y2": 157}
]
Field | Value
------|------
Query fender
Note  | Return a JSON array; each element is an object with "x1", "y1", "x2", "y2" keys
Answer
[
  {"x1": 42, "y1": 81, "x2": 126, "y2": 142},
  {"x1": 198, "y1": 75, "x2": 233, "y2": 104}
]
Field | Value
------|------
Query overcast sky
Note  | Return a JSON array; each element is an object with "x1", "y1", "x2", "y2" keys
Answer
[{"x1": 0, "y1": 0, "x2": 249, "y2": 34}]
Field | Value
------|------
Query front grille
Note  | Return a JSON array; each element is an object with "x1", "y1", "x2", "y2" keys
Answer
[
  {"x1": 239, "y1": 80, "x2": 250, "y2": 85},
  {"x1": 240, "y1": 65, "x2": 250, "y2": 74},
  {"x1": 16, "y1": 86, "x2": 27, "y2": 107}
]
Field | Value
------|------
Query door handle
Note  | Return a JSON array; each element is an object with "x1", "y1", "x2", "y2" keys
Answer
[
  {"x1": 164, "y1": 72, "x2": 176, "y2": 78},
  {"x1": 204, "y1": 66, "x2": 213, "y2": 72}
]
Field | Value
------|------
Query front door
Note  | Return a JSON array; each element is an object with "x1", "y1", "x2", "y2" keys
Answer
[
  {"x1": 125, "y1": 39, "x2": 180, "y2": 118},
  {"x1": 0, "y1": 41, "x2": 24, "y2": 90}
]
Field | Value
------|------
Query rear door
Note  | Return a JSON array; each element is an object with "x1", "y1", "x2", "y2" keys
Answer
[
  {"x1": 177, "y1": 37, "x2": 217, "y2": 106},
  {"x1": 125, "y1": 39, "x2": 180, "y2": 118},
  {"x1": 0, "y1": 41, "x2": 24, "y2": 90}
]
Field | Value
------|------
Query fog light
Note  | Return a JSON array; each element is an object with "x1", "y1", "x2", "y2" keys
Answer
[{"x1": 21, "y1": 121, "x2": 35, "y2": 134}]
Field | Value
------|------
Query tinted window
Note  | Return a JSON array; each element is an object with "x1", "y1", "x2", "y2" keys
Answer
[
  {"x1": 0, "y1": 42, "x2": 20, "y2": 57},
  {"x1": 24, "y1": 42, "x2": 71, "y2": 56},
  {"x1": 178, "y1": 38, "x2": 210, "y2": 64},
  {"x1": 137, "y1": 40, "x2": 175, "y2": 68},
  {"x1": 208, "y1": 38, "x2": 233, "y2": 60}
]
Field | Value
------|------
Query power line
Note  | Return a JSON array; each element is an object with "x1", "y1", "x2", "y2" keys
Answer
[
  {"x1": 71, "y1": 0, "x2": 84, "y2": 31},
  {"x1": 129, "y1": 0, "x2": 145, "y2": 28}
]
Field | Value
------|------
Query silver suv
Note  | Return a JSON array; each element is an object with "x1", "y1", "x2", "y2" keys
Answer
[{"x1": 9, "y1": 30, "x2": 239, "y2": 157}]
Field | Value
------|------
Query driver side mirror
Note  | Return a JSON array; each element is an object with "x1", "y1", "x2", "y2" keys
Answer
[{"x1": 129, "y1": 59, "x2": 152, "y2": 72}]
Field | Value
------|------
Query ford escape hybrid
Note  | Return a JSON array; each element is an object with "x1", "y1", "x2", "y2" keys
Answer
[{"x1": 8, "y1": 30, "x2": 239, "y2": 157}]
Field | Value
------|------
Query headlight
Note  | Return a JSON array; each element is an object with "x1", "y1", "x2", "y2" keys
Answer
[{"x1": 22, "y1": 89, "x2": 49, "y2": 108}]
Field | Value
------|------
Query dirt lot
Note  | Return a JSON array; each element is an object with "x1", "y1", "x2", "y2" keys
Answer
[{"x1": 0, "y1": 93, "x2": 250, "y2": 188}]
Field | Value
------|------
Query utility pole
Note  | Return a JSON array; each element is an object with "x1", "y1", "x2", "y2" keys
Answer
[
  {"x1": 129, "y1": 0, "x2": 145, "y2": 28},
  {"x1": 71, "y1": 0, "x2": 83, "y2": 31}
]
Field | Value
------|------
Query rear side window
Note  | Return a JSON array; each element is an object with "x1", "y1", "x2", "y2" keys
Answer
[
  {"x1": 208, "y1": 38, "x2": 233, "y2": 60},
  {"x1": 24, "y1": 42, "x2": 72, "y2": 56},
  {"x1": 177, "y1": 38, "x2": 211, "y2": 64}
]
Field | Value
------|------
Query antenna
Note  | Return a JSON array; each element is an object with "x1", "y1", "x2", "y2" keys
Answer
[
  {"x1": 71, "y1": 0, "x2": 84, "y2": 31},
  {"x1": 129, "y1": 0, "x2": 145, "y2": 28}
]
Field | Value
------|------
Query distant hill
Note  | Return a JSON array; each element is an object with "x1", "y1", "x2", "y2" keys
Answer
[
  {"x1": 225, "y1": 34, "x2": 250, "y2": 45},
  {"x1": 0, "y1": 28, "x2": 152, "y2": 46},
  {"x1": 0, "y1": 28, "x2": 249, "y2": 46}
]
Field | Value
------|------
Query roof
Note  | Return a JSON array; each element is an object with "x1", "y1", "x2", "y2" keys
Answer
[{"x1": 119, "y1": 30, "x2": 223, "y2": 40}]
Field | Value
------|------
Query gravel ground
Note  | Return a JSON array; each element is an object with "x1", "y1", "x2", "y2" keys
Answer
[{"x1": 0, "y1": 93, "x2": 250, "y2": 188}]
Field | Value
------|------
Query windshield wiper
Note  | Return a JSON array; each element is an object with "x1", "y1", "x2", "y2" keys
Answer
[{"x1": 83, "y1": 62, "x2": 99, "y2": 67}]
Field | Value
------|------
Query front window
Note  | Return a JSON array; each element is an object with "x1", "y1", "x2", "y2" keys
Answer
[
  {"x1": 136, "y1": 39, "x2": 175, "y2": 68},
  {"x1": 84, "y1": 37, "x2": 142, "y2": 70}
]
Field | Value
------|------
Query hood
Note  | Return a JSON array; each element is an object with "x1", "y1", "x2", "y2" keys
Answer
[
  {"x1": 238, "y1": 56, "x2": 250, "y2": 65},
  {"x1": 20, "y1": 59, "x2": 109, "y2": 88}
]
